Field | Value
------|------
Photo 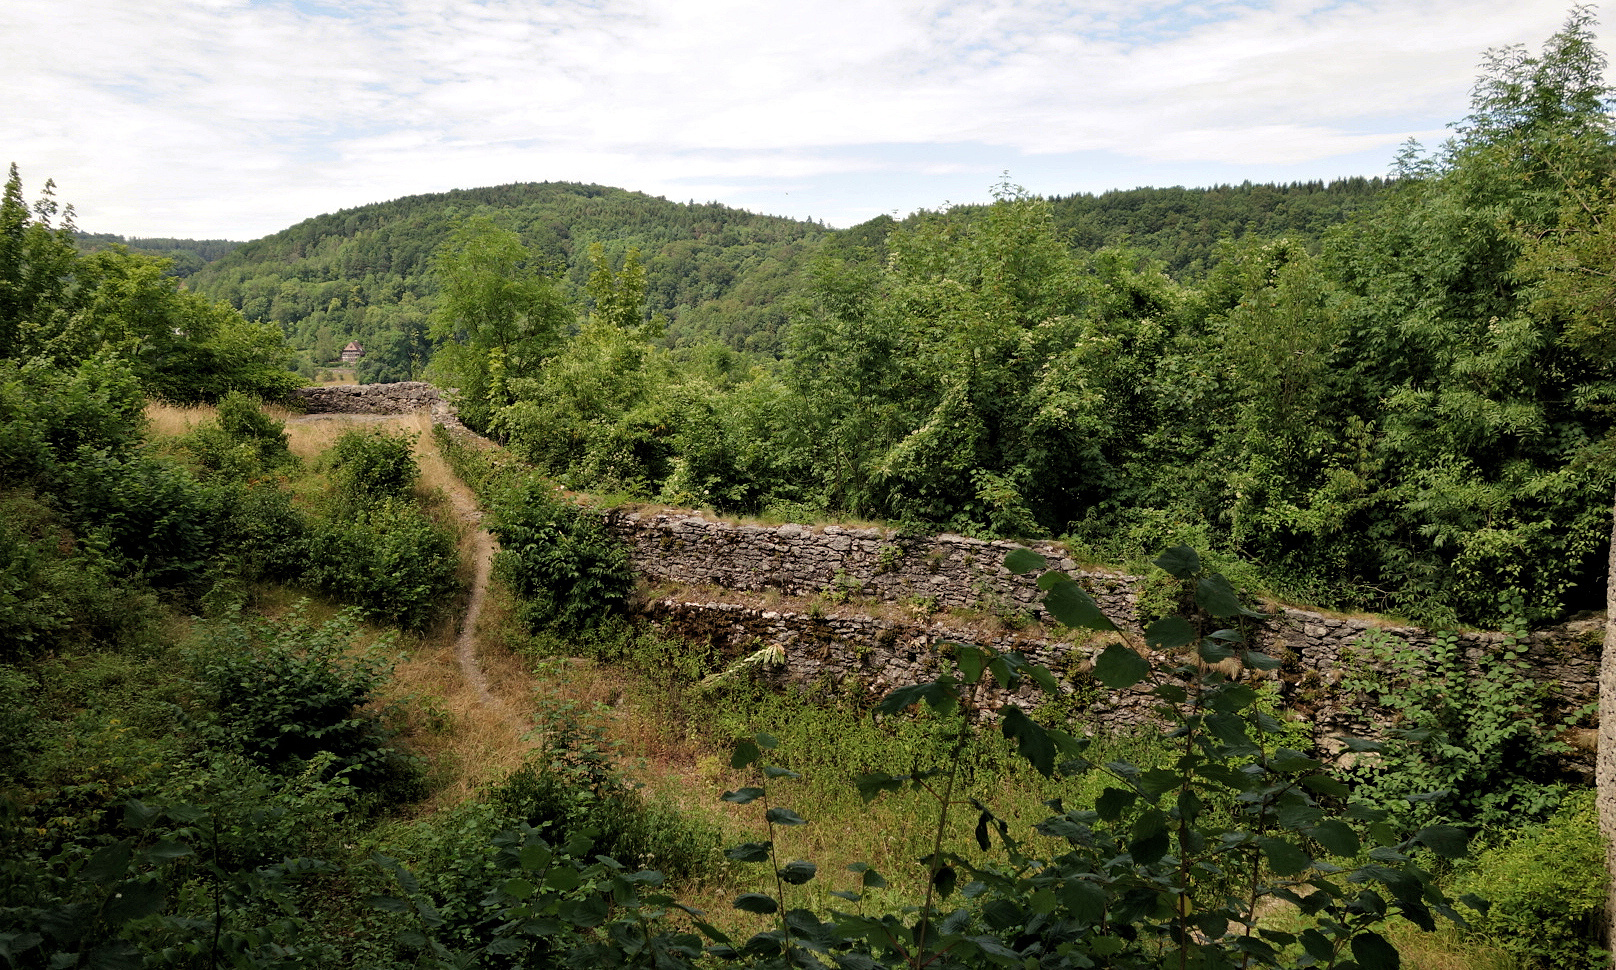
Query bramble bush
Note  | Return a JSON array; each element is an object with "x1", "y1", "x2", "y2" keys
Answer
[
  {"x1": 324, "y1": 428, "x2": 419, "y2": 514},
  {"x1": 487, "y1": 477, "x2": 635, "y2": 634},
  {"x1": 301, "y1": 496, "x2": 459, "y2": 631},
  {"x1": 196, "y1": 607, "x2": 421, "y2": 801}
]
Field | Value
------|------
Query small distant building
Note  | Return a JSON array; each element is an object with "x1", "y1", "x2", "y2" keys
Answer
[{"x1": 339, "y1": 341, "x2": 365, "y2": 364}]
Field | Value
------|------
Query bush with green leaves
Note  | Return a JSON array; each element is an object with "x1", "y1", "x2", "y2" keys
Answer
[
  {"x1": 1338, "y1": 593, "x2": 1578, "y2": 829},
  {"x1": 213, "y1": 481, "x2": 309, "y2": 586},
  {"x1": 301, "y1": 496, "x2": 459, "y2": 631},
  {"x1": 487, "y1": 477, "x2": 635, "y2": 634},
  {"x1": 59, "y1": 447, "x2": 222, "y2": 593},
  {"x1": 0, "y1": 666, "x2": 37, "y2": 787},
  {"x1": 196, "y1": 607, "x2": 418, "y2": 800},
  {"x1": 498, "y1": 697, "x2": 720, "y2": 881},
  {"x1": 0, "y1": 794, "x2": 336, "y2": 970},
  {"x1": 324, "y1": 428, "x2": 420, "y2": 512},
  {"x1": 180, "y1": 391, "x2": 296, "y2": 481},
  {"x1": 1453, "y1": 790, "x2": 1608, "y2": 970},
  {"x1": 369, "y1": 698, "x2": 719, "y2": 967},
  {"x1": 0, "y1": 515, "x2": 68, "y2": 658}
]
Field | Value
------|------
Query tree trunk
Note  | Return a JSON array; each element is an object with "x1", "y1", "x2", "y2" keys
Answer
[{"x1": 1599, "y1": 495, "x2": 1616, "y2": 942}]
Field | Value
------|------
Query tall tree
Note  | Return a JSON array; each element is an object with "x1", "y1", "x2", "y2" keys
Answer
[{"x1": 427, "y1": 215, "x2": 570, "y2": 430}]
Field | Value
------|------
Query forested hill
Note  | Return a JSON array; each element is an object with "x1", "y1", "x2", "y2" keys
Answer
[
  {"x1": 1046, "y1": 177, "x2": 1390, "y2": 275},
  {"x1": 181, "y1": 178, "x2": 1388, "y2": 375},
  {"x1": 186, "y1": 182, "x2": 832, "y2": 369},
  {"x1": 830, "y1": 178, "x2": 1391, "y2": 278},
  {"x1": 75, "y1": 233, "x2": 244, "y2": 278}
]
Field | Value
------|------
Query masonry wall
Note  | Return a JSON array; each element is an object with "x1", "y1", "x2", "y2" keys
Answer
[{"x1": 609, "y1": 510, "x2": 1602, "y2": 762}]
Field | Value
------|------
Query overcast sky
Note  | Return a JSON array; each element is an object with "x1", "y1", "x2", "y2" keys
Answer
[{"x1": 1, "y1": 0, "x2": 1594, "y2": 241}]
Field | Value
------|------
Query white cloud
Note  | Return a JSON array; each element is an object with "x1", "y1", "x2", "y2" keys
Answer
[{"x1": 0, "y1": 0, "x2": 1591, "y2": 237}]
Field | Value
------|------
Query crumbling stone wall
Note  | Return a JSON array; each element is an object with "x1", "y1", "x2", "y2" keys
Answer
[
  {"x1": 604, "y1": 509, "x2": 1140, "y2": 619},
  {"x1": 291, "y1": 381, "x2": 443, "y2": 415},
  {"x1": 614, "y1": 510, "x2": 1600, "y2": 761}
]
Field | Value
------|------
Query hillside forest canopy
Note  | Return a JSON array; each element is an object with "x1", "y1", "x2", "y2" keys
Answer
[{"x1": 3, "y1": 9, "x2": 1616, "y2": 970}]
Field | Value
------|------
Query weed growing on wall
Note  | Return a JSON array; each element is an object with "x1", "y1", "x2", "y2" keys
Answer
[{"x1": 1338, "y1": 591, "x2": 1581, "y2": 829}]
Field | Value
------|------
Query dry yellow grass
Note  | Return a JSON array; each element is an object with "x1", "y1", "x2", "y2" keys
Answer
[
  {"x1": 282, "y1": 412, "x2": 409, "y2": 461},
  {"x1": 144, "y1": 401, "x2": 217, "y2": 438},
  {"x1": 382, "y1": 627, "x2": 537, "y2": 811}
]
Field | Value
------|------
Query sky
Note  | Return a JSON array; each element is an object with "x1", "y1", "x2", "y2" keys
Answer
[{"x1": 0, "y1": 0, "x2": 1595, "y2": 241}]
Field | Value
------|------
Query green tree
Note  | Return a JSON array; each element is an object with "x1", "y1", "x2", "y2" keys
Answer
[{"x1": 428, "y1": 215, "x2": 570, "y2": 430}]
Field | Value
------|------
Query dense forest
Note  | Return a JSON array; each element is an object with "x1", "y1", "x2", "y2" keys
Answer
[
  {"x1": 75, "y1": 235, "x2": 243, "y2": 279},
  {"x1": 169, "y1": 176, "x2": 1389, "y2": 380},
  {"x1": 183, "y1": 184, "x2": 833, "y2": 369},
  {"x1": 4, "y1": 9, "x2": 1616, "y2": 969}
]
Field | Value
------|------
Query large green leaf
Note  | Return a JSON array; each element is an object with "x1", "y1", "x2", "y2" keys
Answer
[
  {"x1": 730, "y1": 739, "x2": 761, "y2": 770},
  {"x1": 544, "y1": 866, "x2": 581, "y2": 891},
  {"x1": 1044, "y1": 580, "x2": 1117, "y2": 631},
  {"x1": 877, "y1": 680, "x2": 958, "y2": 717},
  {"x1": 1308, "y1": 820, "x2": 1362, "y2": 857},
  {"x1": 733, "y1": 893, "x2": 779, "y2": 915},
  {"x1": 1415, "y1": 825, "x2": 1469, "y2": 859},
  {"x1": 1000, "y1": 706, "x2": 1056, "y2": 777},
  {"x1": 848, "y1": 862, "x2": 888, "y2": 889},
  {"x1": 1257, "y1": 836, "x2": 1312, "y2": 876},
  {"x1": 766, "y1": 807, "x2": 809, "y2": 826},
  {"x1": 1060, "y1": 880, "x2": 1107, "y2": 923},
  {"x1": 1004, "y1": 547, "x2": 1047, "y2": 575},
  {"x1": 1093, "y1": 643, "x2": 1150, "y2": 689},
  {"x1": 1096, "y1": 786, "x2": 1136, "y2": 821},
  {"x1": 855, "y1": 772, "x2": 904, "y2": 803},
  {"x1": 1196, "y1": 574, "x2": 1263, "y2": 619},
  {"x1": 725, "y1": 842, "x2": 772, "y2": 862},
  {"x1": 1351, "y1": 931, "x2": 1401, "y2": 970},
  {"x1": 955, "y1": 644, "x2": 986, "y2": 684},
  {"x1": 1154, "y1": 545, "x2": 1200, "y2": 579},
  {"x1": 1145, "y1": 616, "x2": 1196, "y2": 651},
  {"x1": 102, "y1": 880, "x2": 165, "y2": 925}
]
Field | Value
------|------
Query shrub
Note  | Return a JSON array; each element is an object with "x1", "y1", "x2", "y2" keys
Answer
[
  {"x1": 1456, "y1": 790, "x2": 1609, "y2": 969},
  {"x1": 487, "y1": 478, "x2": 634, "y2": 634},
  {"x1": 301, "y1": 496, "x2": 459, "y2": 631},
  {"x1": 180, "y1": 391, "x2": 295, "y2": 481},
  {"x1": 0, "y1": 666, "x2": 37, "y2": 786},
  {"x1": 60, "y1": 448, "x2": 221, "y2": 593},
  {"x1": 196, "y1": 607, "x2": 418, "y2": 799},
  {"x1": 1339, "y1": 596, "x2": 1576, "y2": 829},
  {"x1": 493, "y1": 706, "x2": 719, "y2": 881},
  {"x1": 214, "y1": 481, "x2": 308, "y2": 584},
  {"x1": 325, "y1": 428, "x2": 419, "y2": 511}
]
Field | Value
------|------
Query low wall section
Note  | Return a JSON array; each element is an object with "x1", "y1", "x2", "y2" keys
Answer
[{"x1": 609, "y1": 510, "x2": 1602, "y2": 758}]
